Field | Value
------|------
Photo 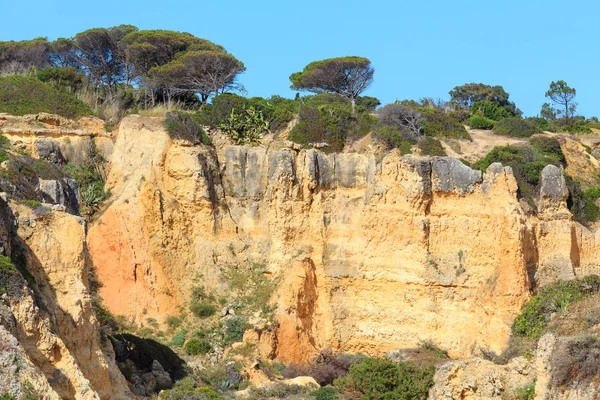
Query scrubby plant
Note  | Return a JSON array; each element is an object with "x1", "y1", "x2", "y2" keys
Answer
[
  {"x1": 164, "y1": 111, "x2": 211, "y2": 144},
  {"x1": 551, "y1": 335, "x2": 600, "y2": 387},
  {"x1": 470, "y1": 100, "x2": 510, "y2": 121},
  {"x1": 514, "y1": 379, "x2": 536, "y2": 400},
  {"x1": 493, "y1": 117, "x2": 539, "y2": 138},
  {"x1": 223, "y1": 316, "x2": 246, "y2": 344},
  {"x1": 334, "y1": 357, "x2": 434, "y2": 400},
  {"x1": 374, "y1": 125, "x2": 414, "y2": 154},
  {"x1": 0, "y1": 76, "x2": 92, "y2": 118},
  {"x1": 512, "y1": 276, "x2": 600, "y2": 339},
  {"x1": 377, "y1": 103, "x2": 423, "y2": 142},
  {"x1": 284, "y1": 349, "x2": 362, "y2": 386},
  {"x1": 165, "y1": 315, "x2": 182, "y2": 330},
  {"x1": 311, "y1": 386, "x2": 339, "y2": 400},
  {"x1": 420, "y1": 107, "x2": 470, "y2": 140},
  {"x1": 218, "y1": 106, "x2": 269, "y2": 144},
  {"x1": 467, "y1": 115, "x2": 495, "y2": 130},
  {"x1": 417, "y1": 137, "x2": 446, "y2": 156},
  {"x1": 171, "y1": 329, "x2": 187, "y2": 347},
  {"x1": 184, "y1": 338, "x2": 212, "y2": 355},
  {"x1": 190, "y1": 301, "x2": 217, "y2": 318}
]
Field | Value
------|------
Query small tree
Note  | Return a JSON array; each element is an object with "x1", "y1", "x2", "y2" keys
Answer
[
  {"x1": 449, "y1": 82, "x2": 521, "y2": 117},
  {"x1": 545, "y1": 80, "x2": 577, "y2": 124},
  {"x1": 377, "y1": 103, "x2": 423, "y2": 142},
  {"x1": 290, "y1": 56, "x2": 374, "y2": 113}
]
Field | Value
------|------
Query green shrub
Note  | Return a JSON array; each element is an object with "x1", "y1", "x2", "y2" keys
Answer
[
  {"x1": 418, "y1": 137, "x2": 446, "y2": 156},
  {"x1": 493, "y1": 117, "x2": 539, "y2": 138},
  {"x1": 311, "y1": 386, "x2": 339, "y2": 400},
  {"x1": 421, "y1": 108, "x2": 471, "y2": 140},
  {"x1": 171, "y1": 329, "x2": 187, "y2": 347},
  {"x1": 335, "y1": 357, "x2": 434, "y2": 400},
  {"x1": 470, "y1": 100, "x2": 511, "y2": 121},
  {"x1": 190, "y1": 302, "x2": 217, "y2": 318},
  {"x1": 64, "y1": 162, "x2": 110, "y2": 210},
  {"x1": 566, "y1": 178, "x2": 600, "y2": 224},
  {"x1": 165, "y1": 111, "x2": 211, "y2": 144},
  {"x1": 224, "y1": 316, "x2": 246, "y2": 344},
  {"x1": 514, "y1": 379, "x2": 536, "y2": 400},
  {"x1": 160, "y1": 377, "x2": 223, "y2": 400},
  {"x1": 165, "y1": 315, "x2": 182, "y2": 330},
  {"x1": 472, "y1": 144, "x2": 563, "y2": 205},
  {"x1": 184, "y1": 338, "x2": 212, "y2": 355},
  {"x1": 529, "y1": 136, "x2": 565, "y2": 163},
  {"x1": 218, "y1": 106, "x2": 269, "y2": 144},
  {"x1": 467, "y1": 115, "x2": 495, "y2": 130},
  {"x1": 0, "y1": 76, "x2": 92, "y2": 118},
  {"x1": 512, "y1": 276, "x2": 600, "y2": 339},
  {"x1": 37, "y1": 66, "x2": 84, "y2": 93},
  {"x1": 375, "y1": 125, "x2": 414, "y2": 154},
  {"x1": 195, "y1": 93, "x2": 296, "y2": 134}
]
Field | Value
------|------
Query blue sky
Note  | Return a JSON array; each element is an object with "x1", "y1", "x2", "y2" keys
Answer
[{"x1": 2, "y1": 0, "x2": 598, "y2": 117}]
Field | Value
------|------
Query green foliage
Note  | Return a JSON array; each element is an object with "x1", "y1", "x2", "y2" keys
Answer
[
  {"x1": 247, "y1": 383, "x2": 316, "y2": 399},
  {"x1": 449, "y1": 82, "x2": 521, "y2": 116},
  {"x1": 0, "y1": 76, "x2": 92, "y2": 118},
  {"x1": 467, "y1": 115, "x2": 495, "y2": 130},
  {"x1": 418, "y1": 340, "x2": 448, "y2": 359},
  {"x1": 514, "y1": 380, "x2": 536, "y2": 400},
  {"x1": 64, "y1": 161, "x2": 110, "y2": 210},
  {"x1": 195, "y1": 93, "x2": 296, "y2": 133},
  {"x1": 375, "y1": 125, "x2": 413, "y2": 154},
  {"x1": 311, "y1": 386, "x2": 339, "y2": 400},
  {"x1": 545, "y1": 80, "x2": 577, "y2": 121},
  {"x1": 420, "y1": 107, "x2": 470, "y2": 140},
  {"x1": 529, "y1": 136, "x2": 565, "y2": 163},
  {"x1": 566, "y1": 177, "x2": 600, "y2": 225},
  {"x1": 0, "y1": 394, "x2": 15, "y2": 400},
  {"x1": 493, "y1": 117, "x2": 539, "y2": 138},
  {"x1": 190, "y1": 302, "x2": 217, "y2": 318},
  {"x1": 221, "y1": 262, "x2": 278, "y2": 318},
  {"x1": 218, "y1": 106, "x2": 269, "y2": 144},
  {"x1": 37, "y1": 66, "x2": 84, "y2": 92},
  {"x1": 15, "y1": 199, "x2": 41, "y2": 209},
  {"x1": 289, "y1": 56, "x2": 374, "y2": 106},
  {"x1": 512, "y1": 276, "x2": 600, "y2": 339},
  {"x1": 418, "y1": 137, "x2": 446, "y2": 156},
  {"x1": 184, "y1": 338, "x2": 212, "y2": 355},
  {"x1": 172, "y1": 329, "x2": 187, "y2": 347},
  {"x1": 224, "y1": 316, "x2": 246, "y2": 344},
  {"x1": 470, "y1": 100, "x2": 511, "y2": 121},
  {"x1": 164, "y1": 111, "x2": 211, "y2": 144},
  {"x1": 159, "y1": 377, "x2": 223, "y2": 400},
  {"x1": 335, "y1": 357, "x2": 434, "y2": 400},
  {"x1": 165, "y1": 315, "x2": 182, "y2": 329},
  {"x1": 0, "y1": 255, "x2": 23, "y2": 298},
  {"x1": 472, "y1": 143, "x2": 563, "y2": 205}
]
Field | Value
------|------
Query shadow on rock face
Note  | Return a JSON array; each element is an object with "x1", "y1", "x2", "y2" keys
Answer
[{"x1": 111, "y1": 333, "x2": 186, "y2": 396}]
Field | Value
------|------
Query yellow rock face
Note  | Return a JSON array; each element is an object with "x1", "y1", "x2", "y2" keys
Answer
[
  {"x1": 87, "y1": 116, "x2": 600, "y2": 364},
  {"x1": 9, "y1": 206, "x2": 132, "y2": 399}
]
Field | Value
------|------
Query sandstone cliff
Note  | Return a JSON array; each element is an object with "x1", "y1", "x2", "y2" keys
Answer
[
  {"x1": 0, "y1": 201, "x2": 131, "y2": 398},
  {"x1": 86, "y1": 115, "x2": 600, "y2": 365}
]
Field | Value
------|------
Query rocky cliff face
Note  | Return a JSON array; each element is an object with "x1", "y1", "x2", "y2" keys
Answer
[
  {"x1": 86, "y1": 116, "x2": 600, "y2": 365},
  {"x1": 0, "y1": 201, "x2": 131, "y2": 398}
]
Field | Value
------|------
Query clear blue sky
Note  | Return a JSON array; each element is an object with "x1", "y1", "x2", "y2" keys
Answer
[{"x1": 2, "y1": 0, "x2": 599, "y2": 117}]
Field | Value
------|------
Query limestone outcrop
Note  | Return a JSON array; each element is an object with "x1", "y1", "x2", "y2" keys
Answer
[
  {"x1": 86, "y1": 115, "x2": 600, "y2": 364},
  {"x1": 0, "y1": 201, "x2": 132, "y2": 399}
]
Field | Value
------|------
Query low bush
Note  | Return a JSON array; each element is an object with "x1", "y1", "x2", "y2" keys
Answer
[
  {"x1": 472, "y1": 143, "x2": 564, "y2": 206},
  {"x1": 512, "y1": 276, "x2": 600, "y2": 339},
  {"x1": 223, "y1": 316, "x2": 246, "y2": 344},
  {"x1": 420, "y1": 107, "x2": 471, "y2": 140},
  {"x1": 159, "y1": 377, "x2": 222, "y2": 400},
  {"x1": 470, "y1": 100, "x2": 510, "y2": 122},
  {"x1": 171, "y1": 329, "x2": 187, "y2": 347},
  {"x1": 0, "y1": 76, "x2": 92, "y2": 118},
  {"x1": 247, "y1": 383, "x2": 316, "y2": 399},
  {"x1": 0, "y1": 255, "x2": 24, "y2": 298},
  {"x1": 190, "y1": 301, "x2": 217, "y2": 318},
  {"x1": 529, "y1": 136, "x2": 565, "y2": 163},
  {"x1": 493, "y1": 117, "x2": 539, "y2": 138},
  {"x1": 218, "y1": 106, "x2": 269, "y2": 144},
  {"x1": 418, "y1": 137, "x2": 446, "y2": 156},
  {"x1": 335, "y1": 357, "x2": 434, "y2": 400},
  {"x1": 375, "y1": 125, "x2": 414, "y2": 154},
  {"x1": 165, "y1": 315, "x2": 182, "y2": 330},
  {"x1": 184, "y1": 338, "x2": 212, "y2": 355},
  {"x1": 311, "y1": 386, "x2": 339, "y2": 400},
  {"x1": 377, "y1": 103, "x2": 423, "y2": 142},
  {"x1": 467, "y1": 115, "x2": 495, "y2": 130},
  {"x1": 552, "y1": 335, "x2": 600, "y2": 387},
  {"x1": 165, "y1": 111, "x2": 211, "y2": 144},
  {"x1": 566, "y1": 178, "x2": 600, "y2": 225},
  {"x1": 514, "y1": 380, "x2": 536, "y2": 400}
]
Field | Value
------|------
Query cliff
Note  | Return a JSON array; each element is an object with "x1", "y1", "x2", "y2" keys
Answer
[{"x1": 86, "y1": 115, "x2": 600, "y2": 364}]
